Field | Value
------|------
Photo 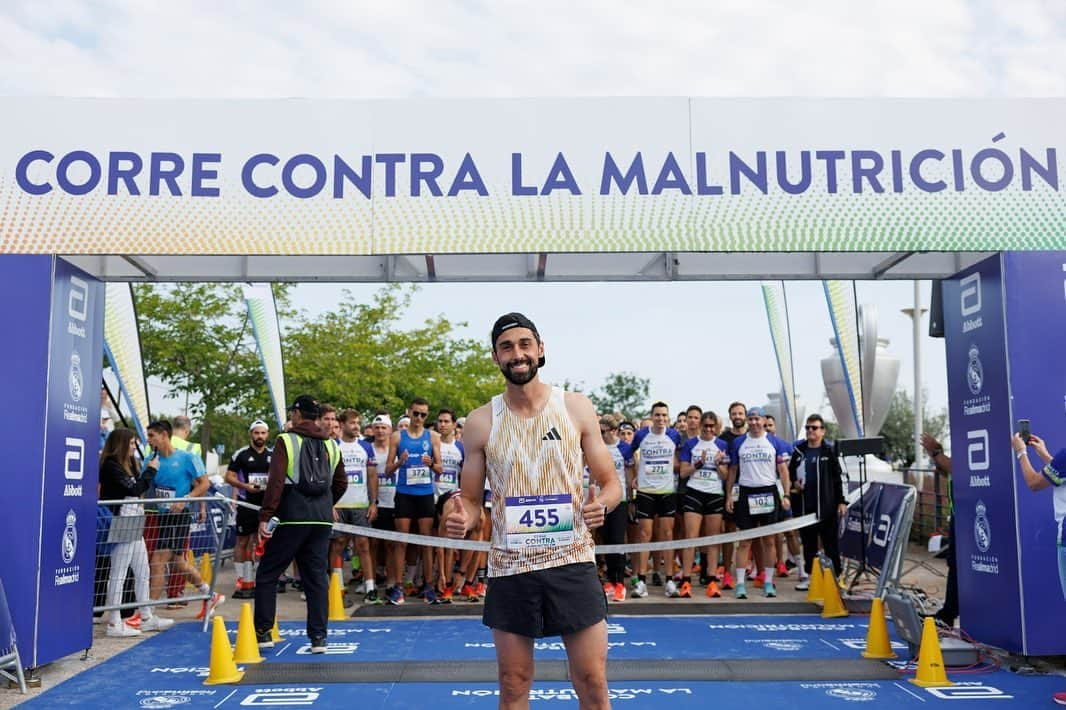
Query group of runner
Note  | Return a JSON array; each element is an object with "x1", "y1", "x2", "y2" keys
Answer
[{"x1": 226, "y1": 395, "x2": 844, "y2": 606}]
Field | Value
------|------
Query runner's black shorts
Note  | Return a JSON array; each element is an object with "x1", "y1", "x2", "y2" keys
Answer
[
  {"x1": 156, "y1": 510, "x2": 192, "y2": 552},
  {"x1": 682, "y1": 488, "x2": 725, "y2": 516},
  {"x1": 635, "y1": 490, "x2": 677, "y2": 519},
  {"x1": 235, "y1": 506, "x2": 259, "y2": 537},
  {"x1": 373, "y1": 507, "x2": 395, "y2": 532},
  {"x1": 394, "y1": 491, "x2": 435, "y2": 520},
  {"x1": 733, "y1": 484, "x2": 783, "y2": 530},
  {"x1": 483, "y1": 562, "x2": 607, "y2": 639}
]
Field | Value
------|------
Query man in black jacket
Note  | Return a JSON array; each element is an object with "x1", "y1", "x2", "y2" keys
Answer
[
  {"x1": 787, "y1": 414, "x2": 847, "y2": 590},
  {"x1": 254, "y1": 395, "x2": 347, "y2": 653}
]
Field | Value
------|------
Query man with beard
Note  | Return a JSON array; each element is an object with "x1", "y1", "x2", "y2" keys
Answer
[
  {"x1": 444, "y1": 313, "x2": 621, "y2": 710},
  {"x1": 225, "y1": 420, "x2": 272, "y2": 599},
  {"x1": 716, "y1": 402, "x2": 748, "y2": 589}
]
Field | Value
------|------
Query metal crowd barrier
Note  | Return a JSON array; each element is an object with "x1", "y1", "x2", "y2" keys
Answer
[{"x1": 94, "y1": 495, "x2": 230, "y2": 632}]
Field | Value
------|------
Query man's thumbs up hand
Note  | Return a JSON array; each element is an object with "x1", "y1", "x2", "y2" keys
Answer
[
  {"x1": 443, "y1": 493, "x2": 469, "y2": 538},
  {"x1": 582, "y1": 484, "x2": 606, "y2": 530}
]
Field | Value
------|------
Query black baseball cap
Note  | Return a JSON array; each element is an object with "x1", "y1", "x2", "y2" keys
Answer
[
  {"x1": 490, "y1": 312, "x2": 545, "y2": 367},
  {"x1": 288, "y1": 395, "x2": 321, "y2": 418}
]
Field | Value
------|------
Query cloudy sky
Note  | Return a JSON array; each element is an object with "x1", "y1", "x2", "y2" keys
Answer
[{"x1": 5, "y1": 1, "x2": 1063, "y2": 436}]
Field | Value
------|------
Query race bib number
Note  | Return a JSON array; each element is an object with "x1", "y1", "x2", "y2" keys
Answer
[
  {"x1": 747, "y1": 492, "x2": 775, "y2": 515},
  {"x1": 405, "y1": 465, "x2": 431, "y2": 486},
  {"x1": 248, "y1": 473, "x2": 268, "y2": 487},
  {"x1": 348, "y1": 470, "x2": 364, "y2": 487},
  {"x1": 644, "y1": 461, "x2": 672, "y2": 488},
  {"x1": 694, "y1": 468, "x2": 723, "y2": 494},
  {"x1": 156, "y1": 485, "x2": 175, "y2": 499},
  {"x1": 504, "y1": 494, "x2": 574, "y2": 548},
  {"x1": 437, "y1": 470, "x2": 458, "y2": 488}
]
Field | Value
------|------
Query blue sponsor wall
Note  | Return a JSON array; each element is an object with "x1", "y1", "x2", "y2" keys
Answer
[
  {"x1": 0, "y1": 256, "x2": 103, "y2": 667},
  {"x1": 944, "y1": 252, "x2": 1066, "y2": 655}
]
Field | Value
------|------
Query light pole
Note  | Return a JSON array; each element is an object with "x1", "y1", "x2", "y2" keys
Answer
[{"x1": 901, "y1": 281, "x2": 928, "y2": 469}]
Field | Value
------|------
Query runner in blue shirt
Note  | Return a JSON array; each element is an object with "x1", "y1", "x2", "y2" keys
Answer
[{"x1": 678, "y1": 411, "x2": 730, "y2": 598}]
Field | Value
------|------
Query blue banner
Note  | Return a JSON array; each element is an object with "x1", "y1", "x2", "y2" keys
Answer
[
  {"x1": 1002, "y1": 251, "x2": 1066, "y2": 655},
  {"x1": 37, "y1": 258, "x2": 103, "y2": 665},
  {"x1": 943, "y1": 255, "x2": 1024, "y2": 653},
  {"x1": 839, "y1": 482, "x2": 909, "y2": 571}
]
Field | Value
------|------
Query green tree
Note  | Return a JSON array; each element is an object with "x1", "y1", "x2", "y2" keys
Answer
[
  {"x1": 588, "y1": 372, "x2": 650, "y2": 420},
  {"x1": 878, "y1": 389, "x2": 948, "y2": 467},
  {"x1": 284, "y1": 284, "x2": 501, "y2": 419}
]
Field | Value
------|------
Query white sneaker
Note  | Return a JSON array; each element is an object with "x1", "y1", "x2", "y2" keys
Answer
[
  {"x1": 665, "y1": 579, "x2": 679, "y2": 598},
  {"x1": 106, "y1": 623, "x2": 141, "y2": 638},
  {"x1": 141, "y1": 615, "x2": 175, "y2": 632},
  {"x1": 631, "y1": 580, "x2": 648, "y2": 598}
]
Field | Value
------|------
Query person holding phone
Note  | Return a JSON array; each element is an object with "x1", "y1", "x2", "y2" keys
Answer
[{"x1": 1011, "y1": 427, "x2": 1066, "y2": 601}]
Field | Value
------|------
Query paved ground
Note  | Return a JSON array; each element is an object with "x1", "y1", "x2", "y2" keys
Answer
[{"x1": 2, "y1": 543, "x2": 953, "y2": 708}]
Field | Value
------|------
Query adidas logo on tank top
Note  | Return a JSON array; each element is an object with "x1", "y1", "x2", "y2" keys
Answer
[{"x1": 485, "y1": 386, "x2": 594, "y2": 577}]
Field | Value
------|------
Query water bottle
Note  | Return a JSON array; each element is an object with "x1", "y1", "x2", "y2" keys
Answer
[{"x1": 254, "y1": 516, "x2": 280, "y2": 557}]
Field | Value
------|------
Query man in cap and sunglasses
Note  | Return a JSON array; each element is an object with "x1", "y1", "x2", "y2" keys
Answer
[{"x1": 444, "y1": 313, "x2": 622, "y2": 709}]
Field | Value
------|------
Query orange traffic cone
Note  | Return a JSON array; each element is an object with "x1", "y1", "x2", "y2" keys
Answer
[
  {"x1": 233, "y1": 602, "x2": 263, "y2": 664},
  {"x1": 909, "y1": 617, "x2": 954, "y2": 687},
  {"x1": 203, "y1": 615, "x2": 243, "y2": 685},
  {"x1": 200, "y1": 552, "x2": 213, "y2": 587},
  {"x1": 861, "y1": 598, "x2": 896, "y2": 659},
  {"x1": 271, "y1": 614, "x2": 281, "y2": 643},
  {"x1": 820, "y1": 564, "x2": 848, "y2": 618},
  {"x1": 328, "y1": 571, "x2": 346, "y2": 621},
  {"x1": 806, "y1": 557, "x2": 824, "y2": 603}
]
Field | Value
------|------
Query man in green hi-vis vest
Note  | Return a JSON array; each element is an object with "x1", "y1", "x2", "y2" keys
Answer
[{"x1": 253, "y1": 395, "x2": 347, "y2": 653}]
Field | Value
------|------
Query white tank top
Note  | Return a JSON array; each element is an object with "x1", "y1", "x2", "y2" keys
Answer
[{"x1": 485, "y1": 386, "x2": 594, "y2": 577}]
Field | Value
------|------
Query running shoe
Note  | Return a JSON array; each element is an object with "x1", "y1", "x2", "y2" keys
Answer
[
  {"x1": 721, "y1": 571, "x2": 735, "y2": 590},
  {"x1": 460, "y1": 583, "x2": 478, "y2": 602},
  {"x1": 679, "y1": 580, "x2": 692, "y2": 598},
  {"x1": 440, "y1": 586, "x2": 454, "y2": 603},
  {"x1": 256, "y1": 630, "x2": 274, "y2": 650},
  {"x1": 795, "y1": 579, "x2": 810, "y2": 592},
  {"x1": 403, "y1": 580, "x2": 417, "y2": 597},
  {"x1": 785, "y1": 559, "x2": 797, "y2": 570},
  {"x1": 140, "y1": 615, "x2": 174, "y2": 632},
  {"x1": 775, "y1": 561, "x2": 789, "y2": 578},
  {"x1": 665, "y1": 579, "x2": 679, "y2": 598},
  {"x1": 753, "y1": 571, "x2": 766, "y2": 588},
  {"x1": 706, "y1": 580, "x2": 722, "y2": 598},
  {"x1": 603, "y1": 582, "x2": 615, "y2": 598},
  {"x1": 631, "y1": 579, "x2": 648, "y2": 598},
  {"x1": 422, "y1": 584, "x2": 438, "y2": 605},
  {"x1": 764, "y1": 581, "x2": 777, "y2": 598},
  {"x1": 106, "y1": 622, "x2": 141, "y2": 638},
  {"x1": 364, "y1": 588, "x2": 381, "y2": 605},
  {"x1": 125, "y1": 611, "x2": 142, "y2": 628},
  {"x1": 651, "y1": 572, "x2": 663, "y2": 587},
  {"x1": 310, "y1": 636, "x2": 327, "y2": 654},
  {"x1": 612, "y1": 582, "x2": 626, "y2": 602},
  {"x1": 1052, "y1": 691, "x2": 1066, "y2": 706},
  {"x1": 386, "y1": 585, "x2": 406, "y2": 605},
  {"x1": 735, "y1": 582, "x2": 748, "y2": 599},
  {"x1": 475, "y1": 581, "x2": 486, "y2": 598},
  {"x1": 196, "y1": 592, "x2": 225, "y2": 620}
]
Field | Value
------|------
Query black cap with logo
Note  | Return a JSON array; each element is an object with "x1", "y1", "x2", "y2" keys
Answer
[
  {"x1": 288, "y1": 395, "x2": 321, "y2": 418},
  {"x1": 490, "y1": 312, "x2": 545, "y2": 368}
]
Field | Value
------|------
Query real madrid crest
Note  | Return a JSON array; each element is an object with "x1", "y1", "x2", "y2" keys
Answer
[
  {"x1": 966, "y1": 344, "x2": 983, "y2": 396},
  {"x1": 69, "y1": 350, "x2": 84, "y2": 402},
  {"x1": 974, "y1": 500, "x2": 991, "y2": 553},
  {"x1": 62, "y1": 509, "x2": 78, "y2": 564}
]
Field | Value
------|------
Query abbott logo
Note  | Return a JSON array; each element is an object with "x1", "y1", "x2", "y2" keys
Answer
[
  {"x1": 960, "y1": 273, "x2": 981, "y2": 316},
  {"x1": 68, "y1": 276, "x2": 88, "y2": 321},
  {"x1": 64, "y1": 437, "x2": 84, "y2": 480},
  {"x1": 967, "y1": 430, "x2": 990, "y2": 471}
]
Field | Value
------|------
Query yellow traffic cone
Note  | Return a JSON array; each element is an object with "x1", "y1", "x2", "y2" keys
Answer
[
  {"x1": 271, "y1": 615, "x2": 281, "y2": 643},
  {"x1": 806, "y1": 557, "x2": 824, "y2": 603},
  {"x1": 233, "y1": 602, "x2": 263, "y2": 664},
  {"x1": 909, "y1": 617, "x2": 954, "y2": 687},
  {"x1": 861, "y1": 598, "x2": 896, "y2": 659},
  {"x1": 200, "y1": 552, "x2": 213, "y2": 587},
  {"x1": 328, "y1": 571, "x2": 346, "y2": 621},
  {"x1": 820, "y1": 564, "x2": 849, "y2": 618},
  {"x1": 204, "y1": 616, "x2": 244, "y2": 685}
]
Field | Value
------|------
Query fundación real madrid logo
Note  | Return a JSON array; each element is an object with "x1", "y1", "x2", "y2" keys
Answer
[
  {"x1": 62, "y1": 509, "x2": 78, "y2": 564},
  {"x1": 966, "y1": 345, "x2": 983, "y2": 396},
  {"x1": 68, "y1": 350, "x2": 84, "y2": 402},
  {"x1": 974, "y1": 500, "x2": 991, "y2": 553},
  {"x1": 825, "y1": 688, "x2": 877, "y2": 702},
  {"x1": 139, "y1": 696, "x2": 191, "y2": 708}
]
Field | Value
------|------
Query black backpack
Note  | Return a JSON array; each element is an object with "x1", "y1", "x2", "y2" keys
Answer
[{"x1": 283, "y1": 434, "x2": 339, "y2": 497}]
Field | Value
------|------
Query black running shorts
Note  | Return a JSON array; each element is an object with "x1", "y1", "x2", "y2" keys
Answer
[
  {"x1": 155, "y1": 510, "x2": 192, "y2": 552},
  {"x1": 682, "y1": 488, "x2": 725, "y2": 516},
  {"x1": 373, "y1": 507, "x2": 395, "y2": 532},
  {"x1": 235, "y1": 507, "x2": 259, "y2": 537},
  {"x1": 635, "y1": 490, "x2": 677, "y2": 519},
  {"x1": 394, "y1": 492, "x2": 435, "y2": 520},
  {"x1": 733, "y1": 484, "x2": 782, "y2": 530},
  {"x1": 483, "y1": 562, "x2": 607, "y2": 639}
]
